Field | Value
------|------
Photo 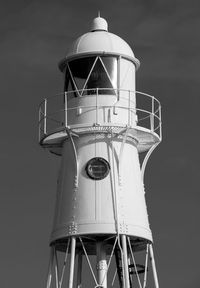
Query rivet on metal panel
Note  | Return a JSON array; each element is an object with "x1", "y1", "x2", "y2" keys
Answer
[
  {"x1": 77, "y1": 107, "x2": 82, "y2": 115},
  {"x1": 119, "y1": 222, "x2": 128, "y2": 234},
  {"x1": 74, "y1": 176, "x2": 78, "y2": 188},
  {"x1": 68, "y1": 222, "x2": 77, "y2": 234},
  {"x1": 96, "y1": 262, "x2": 107, "y2": 270},
  {"x1": 118, "y1": 175, "x2": 122, "y2": 186}
]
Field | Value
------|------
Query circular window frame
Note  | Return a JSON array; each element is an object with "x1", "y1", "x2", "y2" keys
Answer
[{"x1": 85, "y1": 157, "x2": 110, "y2": 180}]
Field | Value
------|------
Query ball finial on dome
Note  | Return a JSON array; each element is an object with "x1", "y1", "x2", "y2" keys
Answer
[{"x1": 91, "y1": 15, "x2": 108, "y2": 32}]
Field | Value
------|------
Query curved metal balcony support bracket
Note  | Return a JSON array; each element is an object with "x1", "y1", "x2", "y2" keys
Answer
[
  {"x1": 65, "y1": 128, "x2": 79, "y2": 188},
  {"x1": 141, "y1": 142, "x2": 160, "y2": 184},
  {"x1": 118, "y1": 125, "x2": 131, "y2": 186}
]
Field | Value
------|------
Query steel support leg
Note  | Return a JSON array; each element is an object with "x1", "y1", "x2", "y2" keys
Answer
[
  {"x1": 77, "y1": 252, "x2": 82, "y2": 288},
  {"x1": 96, "y1": 241, "x2": 107, "y2": 288},
  {"x1": 46, "y1": 247, "x2": 54, "y2": 288},
  {"x1": 121, "y1": 235, "x2": 130, "y2": 288},
  {"x1": 149, "y1": 244, "x2": 159, "y2": 288},
  {"x1": 68, "y1": 237, "x2": 76, "y2": 288}
]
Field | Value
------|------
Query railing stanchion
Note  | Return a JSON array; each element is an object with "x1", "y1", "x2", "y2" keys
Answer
[
  {"x1": 159, "y1": 106, "x2": 162, "y2": 140},
  {"x1": 38, "y1": 90, "x2": 162, "y2": 143},
  {"x1": 151, "y1": 96, "x2": 154, "y2": 132},
  {"x1": 64, "y1": 92, "x2": 68, "y2": 127},
  {"x1": 44, "y1": 98, "x2": 47, "y2": 135}
]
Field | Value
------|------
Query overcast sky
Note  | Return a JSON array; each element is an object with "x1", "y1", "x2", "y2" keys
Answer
[{"x1": 0, "y1": 0, "x2": 200, "y2": 287}]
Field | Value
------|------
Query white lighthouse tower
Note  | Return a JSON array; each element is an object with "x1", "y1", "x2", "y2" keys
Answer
[{"x1": 39, "y1": 16, "x2": 162, "y2": 288}]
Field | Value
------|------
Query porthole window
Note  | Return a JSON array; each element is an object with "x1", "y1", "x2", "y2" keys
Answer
[{"x1": 86, "y1": 157, "x2": 110, "y2": 180}]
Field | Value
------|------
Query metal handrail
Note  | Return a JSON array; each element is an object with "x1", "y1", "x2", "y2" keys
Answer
[
  {"x1": 38, "y1": 88, "x2": 162, "y2": 142},
  {"x1": 39, "y1": 107, "x2": 160, "y2": 123},
  {"x1": 39, "y1": 106, "x2": 160, "y2": 124},
  {"x1": 39, "y1": 89, "x2": 161, "y2": 106}
]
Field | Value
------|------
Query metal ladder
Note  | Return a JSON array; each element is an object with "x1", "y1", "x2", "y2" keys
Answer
[{"x1": 115, "y1": 248, "x2": 146, "y2": 288}]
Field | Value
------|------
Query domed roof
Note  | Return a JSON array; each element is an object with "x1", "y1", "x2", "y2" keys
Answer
[{"x1": 59, "y1": 16, "x2": 140, "y2": 71}]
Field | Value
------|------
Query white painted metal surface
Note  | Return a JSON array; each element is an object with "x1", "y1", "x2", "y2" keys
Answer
[
  {"x1": 50, "y1": 132, "x2": 152, "y2": 242},
  {"x1": 39, "y1": 16, "x2": 161, "y2": 288},
  {"x1": 59, "y1": 17, "x2": 140, "y2": 71},
  {"x1": 91, "y1": 16, "x2": 108, "y2": 31}
]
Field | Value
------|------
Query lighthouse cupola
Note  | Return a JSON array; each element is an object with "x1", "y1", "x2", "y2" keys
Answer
[{"x1": 59, "y1": 16, "x2": 139, "y2": 100}]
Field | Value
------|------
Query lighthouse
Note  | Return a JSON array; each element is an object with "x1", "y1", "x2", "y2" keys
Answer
[{"x1": 39, "y1": 16, "x2": 162, "y2": 288}]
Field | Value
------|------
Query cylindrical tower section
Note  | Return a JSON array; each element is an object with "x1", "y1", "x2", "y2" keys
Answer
[{"x1": 51, "y1": 133, "x2": 152, "y2": 243}]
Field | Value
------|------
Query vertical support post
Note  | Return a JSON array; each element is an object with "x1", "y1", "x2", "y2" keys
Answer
[
  {"x1": 121, "y1": 235, "x2": 130, "y2": 288},
  {"x1": 96, "y1": 242, "x2": 107, "y2": 288},
  {"x1": 151, "y1": 96, "x2": 154, "y2": 132},
  {"x1": 77, "y1": 252, "x2": 82, "y2": 288},
  {"x1": 59, "y1": 238, "x2": 71, "y2": 288},
  {"x1": 68, "y1": 237, "x2": 76, "y2": 288},
  {"x1": 149, "y1": 245, "x2": 159, "y2": 288},
  {"x1": 159, "y1": 106, "x2": 162, "y2": 140},
  {"x1": 96, "y1": 88, "x2": 98, "y2": 124},
  {"x1": 143, "y1": 244, "x2": 149, "y2": 288},
  {"x1": 64, "y1": 92, "x2": 68, "y2": 127},
  {"x1": 44, "y1": 98, "x2": 47, "y2": 135},
  {"x1": 54, "y1": 246, "x2": 59, "y2": 288},
  {"x1": 117, "y1": 56, "x2": 121, "y2": 101},
  {"x1": 135, "y1": 91, "x2": 137, "y2": 126},
  {"x1": 127, "y1": 257, "x2": 133, "y2": 287},
  {"x1": 46, "y1": 246, "x2": 54, "y2": 288}
]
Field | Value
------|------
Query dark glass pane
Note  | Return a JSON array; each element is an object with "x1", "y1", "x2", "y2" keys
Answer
[
  {"x1": 65, "y1": 66, "x2": 78, "y2": 98},
  {"x1": 86, "y1": 58, "x2": 115, "y2": 95},
  {"x1": 69, "y1": 57, "x2": 96, "y2": 90},
  {"x1": 64, "y1": 68, "x2": 78, "y2": 99},
  {"x1": 65, "y1": 56, "x2": 118, "y2": 96},
  {"x1": 101, "y1": 56, "x2": 117, "y2": 88}
]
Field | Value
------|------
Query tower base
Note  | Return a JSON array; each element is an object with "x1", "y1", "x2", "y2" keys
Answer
[{"x1": 46, "y1": 235, "x2": 159, "y2": 288}]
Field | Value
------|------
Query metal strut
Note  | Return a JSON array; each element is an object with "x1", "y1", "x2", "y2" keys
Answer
[
  {"x1": 149, "y1": 245, "x2": 159, "y2": 288},
  {"x1": 141, "y1": 142, "x2": 159, "y2": 183},
  {"x1": 66, "y1": 128, "x2": 79, "y2": 188},
  {"x1": 46, "y1": 247, "x2": 54, "y2": 288},
  {"x1": 68, "y1": 237, "x2": 76, "y2": 288}
]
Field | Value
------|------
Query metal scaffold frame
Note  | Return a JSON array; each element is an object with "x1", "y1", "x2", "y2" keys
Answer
[{"x1": 45, "y1": 235, "x2": 159, "y2": 288}]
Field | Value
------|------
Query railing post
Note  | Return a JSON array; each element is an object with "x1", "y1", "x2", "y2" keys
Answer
[
  {"x1": 44, "y1": 98, "x2": 47, "y2": 135},
  {"x1": 159, "y1": 106, "x2": 162, "y2": 140},
  {"x1": 151, "y1": 96, "x2": 154, "y2": 132},
  {"x1": 64, "y1": 92, "x2": 68, "y2": 127}
]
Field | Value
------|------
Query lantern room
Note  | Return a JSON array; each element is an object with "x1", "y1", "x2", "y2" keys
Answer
[{"x1": 39, "y1": 16, "x2": 161, "y2": 155}]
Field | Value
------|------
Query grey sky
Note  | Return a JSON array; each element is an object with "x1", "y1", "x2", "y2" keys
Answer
[{"x1": 0, "y1": 0, "x2": 199, "y2": 287}]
